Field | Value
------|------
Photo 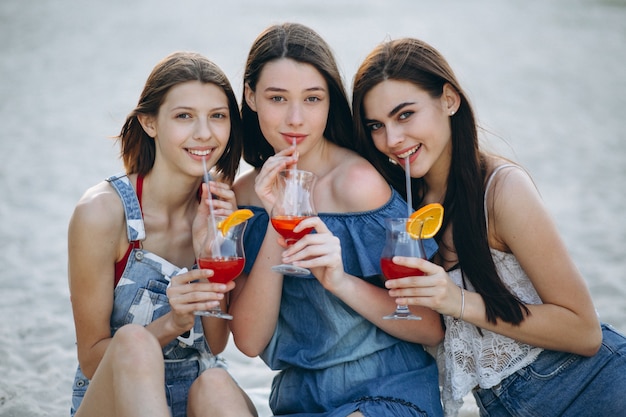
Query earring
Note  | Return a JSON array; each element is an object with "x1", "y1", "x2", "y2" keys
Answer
[
  {"x1": 449, "y1": 110, "x2": 456, "y2": 116},
  {"x1": 388, "y1": 158, "x2": 399, "y2": 165}
]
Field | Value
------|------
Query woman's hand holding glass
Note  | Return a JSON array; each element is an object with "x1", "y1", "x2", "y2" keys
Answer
[
  {"x1": 252, "y1": 148, "x2": 298, "y2": 209},
  {"x1": 253, "y1": 148, "x2": 319, "y2": 276},
  {"x1": 166, "y1": 269, "x2": 233, "y2": 330},
  {"x1": 385, "y1": 256, "x2": 467, "y2": 320},
  {"x1": 278, "y1": 216, "x2": 345, "y2": 289},
  {"x1": 380, "y1": 218, "x2": 427, "y2": 320},
  {"x1": 194, "y1": 214, "x2": 246, "y2": 319},
  {"x1": 269, "y1": 168, "x2": 317, "y2": 276},
  {"x1": 190, "y1": 182, "x2": 246, "y2": 320}
]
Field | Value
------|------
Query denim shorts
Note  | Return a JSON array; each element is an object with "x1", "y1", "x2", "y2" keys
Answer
[
  {"x1": 473, "y1": 324, "x2": 626, "y2": 417},
  {"x1": 163, "y1": 358, "x2": 202, "y2": 417},
  {"x1": 71, "y1": 358, "x2": 201, "y2": 417}
]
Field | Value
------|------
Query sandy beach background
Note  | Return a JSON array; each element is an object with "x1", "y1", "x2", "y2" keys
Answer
[{"x1": 1, "y1": 0, "x2": 625, "y2": 415}]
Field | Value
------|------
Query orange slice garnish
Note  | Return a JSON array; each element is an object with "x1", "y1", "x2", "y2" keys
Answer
[
  {"x1": 217, "y1": 209, "x2": 254, "y2": 235},
  {"x1": 407, "y1": 203, "x2": 444, "y2": 239}
]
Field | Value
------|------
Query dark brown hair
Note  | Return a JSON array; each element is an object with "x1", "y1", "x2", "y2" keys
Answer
[
  {"x1": 352, "y1": 38, "x2": 529, "y2": 325},
  {"x1": 241, "y1": 22, "x2": 353, "y2": 168},
  {"x1": 118, "y1": 51, "x2": 242, "y2": 183}
]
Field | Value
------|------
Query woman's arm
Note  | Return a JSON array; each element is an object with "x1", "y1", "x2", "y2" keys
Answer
[
  {"x1": 285, "y1": 156, "x2": 444, "y2": 346},
  {"x1": 478, "y1": 167, "x2": 601, "y2": 355},
  {"x1": 388, "y1": 167, "x2": 601, "y2": 355},
  {"x1": 228, "y1": 226, "x2": 287, "y2": 356},
  {"x1": 70, "y1": 182, "x2": 232, "y2": 379},
  {"x1": 68, "y1": 182, "x2": 128, "y2": 379},
  {"x1": 287, "y1": 216, "x2": 444, "y2": 346},
  {"x1": 228, "y1": 154, "x2": 297, "y2": 357}
]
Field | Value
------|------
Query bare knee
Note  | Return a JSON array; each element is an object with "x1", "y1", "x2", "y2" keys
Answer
[
  {"x1": 109, "y1": 324, "x2": 162, "y2": 370},
  {"x1": 188, "y1": 368, "x2": 257, "y2": 417},
  {"x1": 190, "y1": 367, "x2": 234, "y2": 394}
]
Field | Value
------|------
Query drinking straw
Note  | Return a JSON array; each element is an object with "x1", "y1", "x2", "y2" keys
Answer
[
  {"x1": 404, "y1": 157, "x2": 413, "y2": 218},
  {"x1": 291, "y1": 136, "x2": 297, "y2": 171},
  {"x1": 287, "y1": 137, "x2": 298, "y2": 210},
  {"x1": 202, "y1": 157, "x2": 221, "y2": 257}
]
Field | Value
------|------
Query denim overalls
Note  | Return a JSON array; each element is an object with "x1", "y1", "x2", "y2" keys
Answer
[{"x1": 71, "y1": 174, "x2": 223, "y2": 417}]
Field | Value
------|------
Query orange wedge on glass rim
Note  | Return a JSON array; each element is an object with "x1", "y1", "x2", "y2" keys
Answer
[
  {"x1": 407, "y1": 203, "x2": 444, "y2": 239},
  {"x1": 217, "y1": 209, "x2": 254, "y2": 236}
]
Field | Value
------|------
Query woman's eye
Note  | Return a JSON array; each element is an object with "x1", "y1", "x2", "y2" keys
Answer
[
  {"x1": 176, "y1": 113, "x2": 192, "y2": 119},
  {"x1": 367, "y1": 122, "x2": 382, "y2": 132},
  {"x1": 398, "y1": 111, "x2": 413, "y2": 120},
  {"x1": 211, "y1": 113, "x2": 227, "y2": 120},
  {"x1": 305, "y1": 96, "x2": 321, "y2": 103},
  {"x1": 270, "y1": 96, "x2": 285, "y2": 103}
]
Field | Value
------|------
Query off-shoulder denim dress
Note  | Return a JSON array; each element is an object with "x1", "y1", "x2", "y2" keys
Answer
[
  {"x1": 241, "y1": 188, "x2": 443, "y2": 417},
  {"x1": 70, "y1": 174, "x2": 223, "y2": 417}
]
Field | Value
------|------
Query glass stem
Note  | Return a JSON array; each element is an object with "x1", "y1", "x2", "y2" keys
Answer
[{"x1": 396, "y1": 304, "x2": 411, "y2": 314}]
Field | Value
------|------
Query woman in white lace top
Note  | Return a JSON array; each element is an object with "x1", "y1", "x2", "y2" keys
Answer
[{"x1": 351, "y1": 37, "x2": 626, "y2": 416}]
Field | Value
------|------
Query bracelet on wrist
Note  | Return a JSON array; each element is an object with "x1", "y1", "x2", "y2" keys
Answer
[{"x1": 458, "y1": 288, "x2": 465, "y2": 321}]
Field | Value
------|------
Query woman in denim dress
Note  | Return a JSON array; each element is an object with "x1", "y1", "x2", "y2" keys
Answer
[
  {"x1": 68, "y1": 52, "x2": 257, "y2": 417},
  {"x1": 229, "y1": 23, "x2": 444, "y2": 416},
  {"x1": 352, "y1": 37, "x2": 626, "y2": 416}
]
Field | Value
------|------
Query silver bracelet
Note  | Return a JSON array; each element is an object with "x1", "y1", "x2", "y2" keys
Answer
[{"x1": 459, "y1": 288, "x2": 465, "y2": 321}]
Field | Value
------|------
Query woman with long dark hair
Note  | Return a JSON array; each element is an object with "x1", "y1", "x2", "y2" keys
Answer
[
  {"x1": 230, "y1": 24, "x2": 444, "y2": 416},
  {"x1": 352, "y1": 37, "x2": 626, "y2": 416}
]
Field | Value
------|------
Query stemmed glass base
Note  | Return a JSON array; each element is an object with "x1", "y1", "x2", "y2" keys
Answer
[
  {"x1": 271, "y1": 264, "x2": 311, "y2": 276},
  {"x1": 383, "y1": 305, "x2": 422, "y2": 320},
  {"x1": 195, "y1": 308, "x2": 233, "y2": 320}
]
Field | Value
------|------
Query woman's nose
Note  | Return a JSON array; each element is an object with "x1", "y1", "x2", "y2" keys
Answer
[
  {"x1": 385, "y1": 123, "x2": 405, "y2": 148},
  {"x1": 286, "y1": 103, "x2": 304, "y2": 127},
  {"x1": 194, "y1": 119, "x2": 212, "y2": 140}
]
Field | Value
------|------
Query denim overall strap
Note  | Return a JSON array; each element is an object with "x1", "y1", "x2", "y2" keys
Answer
[
  {"x1": 71, "y1": 173, "x2": 223, "y2": 417},
  {"x1": 106, "y1": 173, "x2": 146, "y2": 242},
  {"x1": 106, "y1": 173, "x2": 214, "y2": 358}
]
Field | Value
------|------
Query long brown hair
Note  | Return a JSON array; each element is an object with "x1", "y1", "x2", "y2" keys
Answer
[
  {"x1": 241, "y1": 22, "x2": 353, "y2": 168},
  {"x1": 352, "y1": 38, "x2": 529, "y2": 325},
  {"x1": 118, "y1": 51, "x2": 242, "y2": 183}
]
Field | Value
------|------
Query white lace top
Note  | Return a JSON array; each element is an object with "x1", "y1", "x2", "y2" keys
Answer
[{"x1": 436, "y1": 164, "x2": 544, "y2": 416}]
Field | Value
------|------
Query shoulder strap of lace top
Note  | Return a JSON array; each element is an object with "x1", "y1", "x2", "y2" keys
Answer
[{"x1": 484, "y1": 164, "x2": 519, "y2": 234}]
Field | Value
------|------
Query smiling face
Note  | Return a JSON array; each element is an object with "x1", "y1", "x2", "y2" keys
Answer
[
  {"x1": 140, "y1": 80, "x2": 231, "y2": 178},
  {"x1": 363, "y1": 79, "x2": 457, "y2": 180},
  {"x1": 245, "y1": 58, "x2": 330, "y2": 155}
]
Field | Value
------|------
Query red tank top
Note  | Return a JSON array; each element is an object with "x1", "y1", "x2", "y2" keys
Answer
[
  {"x1": 113, "y1": 176, "x2": 202, "y2": 286},
  {"x1": 114, "y1": 175, "x2": 144, "y2": 287}
]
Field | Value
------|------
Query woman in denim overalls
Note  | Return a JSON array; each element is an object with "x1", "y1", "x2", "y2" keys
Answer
[{"x1": 68, "y1": 52, "x2": 257, "y2": 417}]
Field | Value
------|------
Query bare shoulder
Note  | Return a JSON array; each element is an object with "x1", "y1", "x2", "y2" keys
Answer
[
  {"x1": 330, "y1": 151, "x2": 391, "y2": 212},
  {"x1": 69, "y1": 180, "x2": 125, "y2": 238},
  {"x1": 487, "y1": 160, "x2": 538, "y2": 205},
  {"x1": 486, "y1": 159, "x2": 545, "y2": 249},
  {"x1": 233, "y1": 167, "x2": 262, "y2": 207}
]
